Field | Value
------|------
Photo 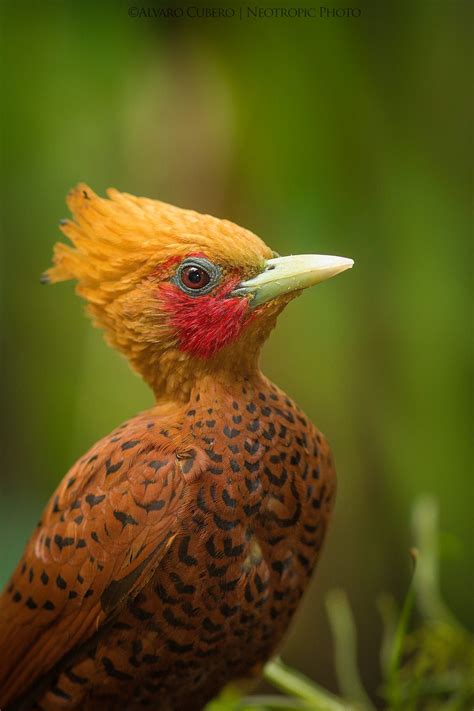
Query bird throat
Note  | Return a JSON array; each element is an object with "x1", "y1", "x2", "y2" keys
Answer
[{"x1": 137, "y1": 311, "x2": 280, "y2": 404}]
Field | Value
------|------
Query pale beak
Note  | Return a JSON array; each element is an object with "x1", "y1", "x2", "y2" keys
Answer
[{"x1": 232, "y1": 254, "x2": 354, "y2": 308}]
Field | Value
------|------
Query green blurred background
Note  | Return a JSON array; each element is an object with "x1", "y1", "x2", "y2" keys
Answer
[{"x1": 0, "y1": 0, "x2": 472, "y2": 704}]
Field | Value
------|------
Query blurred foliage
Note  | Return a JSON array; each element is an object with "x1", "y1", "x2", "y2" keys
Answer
[
  {"x1": 206, "y1": 498, "x2": 474, "y2": 710},
  {"x1": 0, "y1": 0, "x2": 472, "y2": 702}
]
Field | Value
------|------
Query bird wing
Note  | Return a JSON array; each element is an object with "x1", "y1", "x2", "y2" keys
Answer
[{"x1": 0, "y1": 414, "x2": 206, "y2": 707}]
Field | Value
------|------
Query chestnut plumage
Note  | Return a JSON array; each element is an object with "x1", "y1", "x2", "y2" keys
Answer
[{"x1": 0, "y1": 185, "x2": 353, "y2": 710}]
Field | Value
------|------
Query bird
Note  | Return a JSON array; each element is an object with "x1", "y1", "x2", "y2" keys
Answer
[{"x1": 0, "y1": 184, "x2": 353, "y2": 711}]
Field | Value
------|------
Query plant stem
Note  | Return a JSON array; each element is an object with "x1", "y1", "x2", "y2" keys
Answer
[
  {"x1": 411, "y1": 496, "x2": 457, "y2": 625},
  {"x1": 263, "y1": 658, "x2": 351, "y2": 711},
  {"x1": 326, "y1": 590, "x2": 376, "y2": 711}
]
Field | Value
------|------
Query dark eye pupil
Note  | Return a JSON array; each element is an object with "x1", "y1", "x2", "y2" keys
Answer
[{"x1": 188, "y1": 267, "x2": 202, "y2": 284}]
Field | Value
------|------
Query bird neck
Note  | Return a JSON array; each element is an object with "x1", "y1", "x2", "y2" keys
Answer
[
  {"x1": 140, "y1": 311, "x2": 279, "y2": 404},
  {"x1": 144, "y1": 345, "x2": 263, "y2": 404}
]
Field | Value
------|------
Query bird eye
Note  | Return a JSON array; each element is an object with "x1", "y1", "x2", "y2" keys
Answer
[
  {"x1": 181, "y1": 265, "x2": 211, "y2": 290},
  {"x1": 173, "y1": 257, "x2": 221, "y2": 297}
]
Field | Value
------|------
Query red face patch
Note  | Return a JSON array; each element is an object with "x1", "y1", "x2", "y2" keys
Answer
[{"x1": 159, "y1": 275, "x2": 252, "y2": 359}]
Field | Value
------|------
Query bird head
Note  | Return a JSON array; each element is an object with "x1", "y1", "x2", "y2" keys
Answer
[{"x1": 45, "y1": 185, "x2": 353, "y2": 401}]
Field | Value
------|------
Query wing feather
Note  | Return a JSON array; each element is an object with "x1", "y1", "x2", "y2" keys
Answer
[{"x1": 0, "y1": 414, "x2": 203, "y2": 707}]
